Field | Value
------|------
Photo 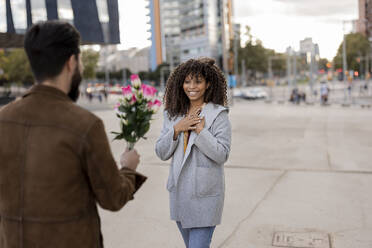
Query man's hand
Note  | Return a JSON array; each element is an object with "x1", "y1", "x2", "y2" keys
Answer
[{"x1": 120, "y1": 148, "x2": 140, "y2": 171}]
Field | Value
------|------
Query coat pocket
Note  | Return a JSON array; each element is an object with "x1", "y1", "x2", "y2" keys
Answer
[
  {"x1": 166, "y1": 176, "x2": 175, "y2": 192},
  {"x1": 195, "y1": 166, "x2": 221, "y2": 197}
]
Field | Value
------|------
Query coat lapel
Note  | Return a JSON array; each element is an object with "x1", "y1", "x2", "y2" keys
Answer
[
  {"x1": 180, "y1": 103, "x2": 210, "y2": 166},
  {"x1": 173, "y1": 103, "x2": 228, "y2": 185}
]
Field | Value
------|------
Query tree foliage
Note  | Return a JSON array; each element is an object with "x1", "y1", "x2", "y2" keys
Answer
[
  {"x1": 238, "y1": 26, "x2": 286, "y2": 78},
  {"x1": 333, "y1": 32, "x2": 370, "y2": 72},
  {"x1": 138, "y1": 63, "x2": 170, "y2": 86},
  {"x1": 0, "y1": 49, "x2": 34, "y2": 85},
  {"x1": 96, "y1": 68, "x2": 133, "y2": 83},
  {"x1": 82, "y1": 49, "x2": 99, "y2": 79}
]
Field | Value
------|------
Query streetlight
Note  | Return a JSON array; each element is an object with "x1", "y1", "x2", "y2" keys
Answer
[
  {"x1": 342, "y1": 20, "x2": 348, "y2": 103},
  {"x1": 160, "y1": 65, "x2": 170, "y2": 92},
  {"x1": 268, "y1": 55, "x2": 285, "y2": 101}
]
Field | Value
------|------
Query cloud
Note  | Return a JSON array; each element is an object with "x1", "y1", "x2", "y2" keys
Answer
[
  {"x1": 273, "y1": 0, "x2": 357, "y2": 17},
  {"x1": 234, "y1": 2, "x2": 262, "y2": 17}
]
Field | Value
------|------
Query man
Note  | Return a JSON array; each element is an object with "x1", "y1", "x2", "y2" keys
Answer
[{"x1": 0, "y1": 21, "x2": 146, "y2": 247}]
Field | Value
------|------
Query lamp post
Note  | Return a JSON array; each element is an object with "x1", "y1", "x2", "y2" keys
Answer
[
  {"x1": 268, "y1": 55, "x2": 285, "y2": 101},
  {"x1": 342, "y1": 21, "x2": 348, "y2": 103}
]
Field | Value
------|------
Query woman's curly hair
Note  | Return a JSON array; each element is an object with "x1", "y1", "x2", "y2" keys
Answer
[{"x1": 164, "y1": 58, "x2": 228, "y2": 118}]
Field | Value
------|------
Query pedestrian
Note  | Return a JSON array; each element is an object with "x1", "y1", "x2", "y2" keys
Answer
[
  {"x1": 320, "y1": 81, "x2": 329, "y2": 105},
  {"x1": 155, "y1": 58, "x2": 232, "y2": 248},
  {"x1": 0, "y1": 21, "x2": 147, "y2": 247},
  {"x1": 227, "y1": 71, "x2": 236, "y2": 106}
]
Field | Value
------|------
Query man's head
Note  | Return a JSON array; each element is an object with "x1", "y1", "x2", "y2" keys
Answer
[{"x1": 24, "y1": 21, "x2": 83, "y2": 101}]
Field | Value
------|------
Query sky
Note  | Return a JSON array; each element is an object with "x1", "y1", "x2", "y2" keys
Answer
[{"x1": 118, "y1": 0, "x2": 359, "y2": 60}]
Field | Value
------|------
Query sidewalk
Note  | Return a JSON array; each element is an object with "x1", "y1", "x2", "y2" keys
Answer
[{"x1": 90, "y1": 101, "x2": 371, "y2": 248}]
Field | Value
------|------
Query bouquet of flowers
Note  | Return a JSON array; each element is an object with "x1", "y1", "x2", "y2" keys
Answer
[{"x1": 112, "y1": 74, "x2": 161, "y2": 150}]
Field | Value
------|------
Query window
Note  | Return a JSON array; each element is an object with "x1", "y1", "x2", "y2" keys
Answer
[
  {"x1": 11, "y1": 0, "x2": 27, "y2": 33},
  {"x1": 31, "y1": 0, "x2": 47, "y2": 23},
  {"x1": 96, "y1": 0, "x2": 109, "y2": 23},
  {"x1": 57, "y1": 0, "x2": 74, "y2": 21}
]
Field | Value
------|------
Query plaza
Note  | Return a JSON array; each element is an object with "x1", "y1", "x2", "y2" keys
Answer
[{"x1": 79, "y1": 99, "x2": 372, "y2": 248}]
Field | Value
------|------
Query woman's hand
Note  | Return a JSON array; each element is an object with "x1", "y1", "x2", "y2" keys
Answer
[
  {"x1": 173, "y1": 108, "x2": 202, "y2": 140},
  {"x1": 195, "y1": 116, "x2": 205, "y2": 134}
]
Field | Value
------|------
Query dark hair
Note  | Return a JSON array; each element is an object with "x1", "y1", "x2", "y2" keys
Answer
[
  {"x1": 164, "y1": 58, "x2": 228, "y2": 118},
  {"x1": 24, "y1": 21, "x2": 81, "y2": 83}
]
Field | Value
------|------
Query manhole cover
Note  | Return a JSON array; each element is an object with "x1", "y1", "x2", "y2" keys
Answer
[{"x1": 272, "y1": 232, "x2": 330, "y2": 248}]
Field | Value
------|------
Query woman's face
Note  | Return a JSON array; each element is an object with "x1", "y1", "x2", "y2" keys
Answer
[{"x1": 183, "y1": 74, "x2": 208, "y2": 103}]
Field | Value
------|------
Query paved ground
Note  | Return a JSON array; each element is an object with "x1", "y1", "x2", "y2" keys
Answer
[{"x1": 79, "y1": 98, "x2": 372, "y2": 248}]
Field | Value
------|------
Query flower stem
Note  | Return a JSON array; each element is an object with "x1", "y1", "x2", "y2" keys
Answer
[{"x1": 127, "y1": 142, "x2": 135, "y2": 150}]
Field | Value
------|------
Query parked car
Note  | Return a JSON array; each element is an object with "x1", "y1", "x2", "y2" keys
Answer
[{"x1": 234, "y1": 87, "x2": 268, "y2": 100}]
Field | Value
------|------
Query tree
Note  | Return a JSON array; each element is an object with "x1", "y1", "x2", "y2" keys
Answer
[
  {"x1": 0, "y1": 50, "x2": 9, "y2": 86},
  {"x1": 137, "y1": 63, "x2": 170, "y2": 86},
  {"x1": 333, "y1": 33, "x2": 370, "y2": 72},
  {"x1": 318, "y1": 58, "x2": 330, "y2": 71},
  {"x1": 237, "y1": 25, "x2": 286, "y2": 81},
  {"x1": 96, "y1": 68, "x2": 132, "y2": 83},
  {"x1": 3, "y1": 49, "x2": 34, "y2": 85},
  {"x1": 82, "y1": 49, "x2": 99, "y2": 79}
]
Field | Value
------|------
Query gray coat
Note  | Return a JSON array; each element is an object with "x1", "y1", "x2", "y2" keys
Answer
[{"x1": 155, "y1": 103, "x2": 231, "y2": 228}]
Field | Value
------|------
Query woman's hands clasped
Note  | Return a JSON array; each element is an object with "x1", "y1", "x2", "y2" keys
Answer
[{"x1": 173, "y1": 108, "x2": 204, "y2": 140}]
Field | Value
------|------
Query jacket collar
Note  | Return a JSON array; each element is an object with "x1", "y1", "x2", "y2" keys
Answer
[
  {"x1": 179, "y1": 102, "x2": 228, "y2": 168},
  {"x1": 23, "y1": 84, "x2": 72, "y2": 102},
  {"x1": 201, "y1": 102, "x2": 229, "y2": 130}
]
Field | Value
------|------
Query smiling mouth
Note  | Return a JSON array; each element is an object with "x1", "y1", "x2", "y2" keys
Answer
[{"x1": 188, "y1": 91, "x2": 199, "y2": 96}]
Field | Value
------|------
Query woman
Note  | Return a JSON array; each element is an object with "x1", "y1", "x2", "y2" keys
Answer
[{"x1": 155, "y1": 58, "x2": 232, "y2": 248}]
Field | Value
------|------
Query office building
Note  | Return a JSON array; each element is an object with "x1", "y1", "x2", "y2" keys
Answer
[
  {"x1": 0, "y1": 0, "x2": 120, "y2": 48},
  {"x1": 147, "y1": 0, "x2": 234, "y2": 72}
]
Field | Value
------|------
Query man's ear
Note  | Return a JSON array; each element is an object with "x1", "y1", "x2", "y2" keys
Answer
[{"x1": 66, "y1": 54, "x2": 77, "y2": 73}]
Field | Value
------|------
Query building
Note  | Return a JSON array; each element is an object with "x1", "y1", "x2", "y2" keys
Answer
[
  {"x1": 357, "y1": 0, "x2": 367, "y2": 35},
  {"x1": 0, "y1": 0, "x2": 120, "y2": 48},
  {"x1": 230, "y1": 23, "x2": 241, "y2": 72},
  {"x1": 357, "y1": 0, "x2": 372, "y2": 42},
  {"x1": 98, "y1": 46, "x2": 150, "y2": 74},
  {"x1": 146, "y1": 0, "x2": 234, "y2": 72},
  {"x1": 300, "y1": 38, "x2": 320, "y2": 59}
]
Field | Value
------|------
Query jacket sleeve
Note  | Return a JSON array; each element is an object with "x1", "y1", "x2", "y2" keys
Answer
[
  {"x1": 194, "y1": 110, "x2": 231, "y2": 164},
  {"x1": 82, "y1": 119, "x2": 147, "y2": 211},
  {"x1": 155, "y1": 111, "x2": 180, "y2": 161}
]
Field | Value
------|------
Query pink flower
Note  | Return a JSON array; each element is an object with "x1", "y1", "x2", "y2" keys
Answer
[
  {"x1": 153, "y1": 99, "x2": 161, "y2": 107},
  {"x1": 151, "y1": 99, "x2": 162, "y2": 112},
  {"x1": 114, "y1": 102, "x2": 121, "y2": 109},
  {"x1": 147, "y1": 101, "x2": 153, "y2": 109},
  {"x1": 131, "y1": 94, "x2": 137, "y2": 104},
  {"x1": 130, "y1": 74, "x2": 139, "y2": 81},
  {"x1": 122, "y1": 85, "x2": 132, "y2": 100},
  {"x1": 130, "y1": 74, "x2": 141, "y2": 88},
  {"x1": 141, "y1": 84, "x2": 157, "y2": 100},
  {"x1": 149, "y1": 85, "x2": 157, "y2": 95}
]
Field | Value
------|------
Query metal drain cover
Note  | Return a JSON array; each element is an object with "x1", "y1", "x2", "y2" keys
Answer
[{"x1": 272, "y1": 232, "x2": 330, "y2": 248}]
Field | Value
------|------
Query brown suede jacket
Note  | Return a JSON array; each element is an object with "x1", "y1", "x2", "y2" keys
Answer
[{"x1": 0, "y1": 84, "x2": 147, "y2": 248}]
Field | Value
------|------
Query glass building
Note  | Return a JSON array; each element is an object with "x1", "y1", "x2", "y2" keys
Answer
[
  {"x1": 146, "y1": 0, "x2": 234, "y2": 72},
  {"x1": 0, "y1": 0, "x2": 120, "y2": 48}
]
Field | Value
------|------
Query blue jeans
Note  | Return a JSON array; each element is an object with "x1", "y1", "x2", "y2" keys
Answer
[{"x1": 176, "y1": 221, "x2": 216, "y2": 248}]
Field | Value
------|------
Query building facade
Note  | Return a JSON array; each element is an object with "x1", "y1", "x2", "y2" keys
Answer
[
  {"x1": 300, "y1": 38, "x2": 320, "y2": 58},
  {"x1": 0, "y1": 0, "x2": 120, "y2": 48},
  {"x1": 98, "y1": 46, "x2": 150, "y2": 74},
  {"x1": 147, "y1": 0, "x2": 234, "y2": 72},
  {"x1": 357, "y1": 0, "x2": 372, "y2": 43}
]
